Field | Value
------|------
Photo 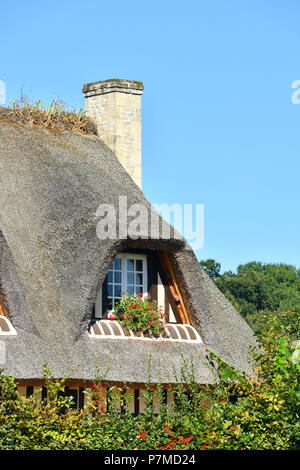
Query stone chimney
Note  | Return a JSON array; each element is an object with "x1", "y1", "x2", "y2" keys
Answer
[{"x1": 82, "y1": 79, "x2": 144, "y2": 188}]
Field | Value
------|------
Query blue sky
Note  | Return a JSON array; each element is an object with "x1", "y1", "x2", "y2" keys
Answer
[{"x1": 1, "y1": 0, "x2": 299, "y2": 272}]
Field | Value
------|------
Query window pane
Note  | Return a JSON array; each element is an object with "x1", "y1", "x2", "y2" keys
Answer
[
  {"x1": 127, "y1": 259, "x2": 134, "y2": 271},
  {"x1": 136, "y1": 260, "x2": 143, "y2": 272},
  {"x1": 114, "y1": 285, "x2": 122, "y2": 298},
  {"x1": 106, "y1": 254, "x2": 147, "y2": 310},
  {"x1": 127, "y1": 285, "x2": 134, "y2": 295},
  {"x1": 107, "y1": 298, "x2": 113, "y2": 311},
  {"x1": 127, "y1": 272, "x2": 134, "y2": 284},
  {"x1": 108, "y1": 284, "x2": 113, "y2": 297},
  {"x1": 114, "y1": 258, "x2": 121, "y2": 270}
]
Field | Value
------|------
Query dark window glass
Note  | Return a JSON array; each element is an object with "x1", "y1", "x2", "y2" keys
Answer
[
  {"x1": 136, "y1": 260, "x2": 143, "y2": 272},
  {"x1": 127, "y1": 272, "x2": 134, "y2": 284},
  {"x1": 114, "y1": 285, "x2": 122, "y2": 298},
  {"x1": 128, "y1": 285, "x2": 134, "y2": 295},
  {"x1": 114, "y1": 258, "x2": 121, "y2": 270},
  {"x1": 127, "y1": 259, "x2": 134, "y2": 271}
]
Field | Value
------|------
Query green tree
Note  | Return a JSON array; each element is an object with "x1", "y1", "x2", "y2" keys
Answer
[
  {"x1": 199, "y1": 259, "x2": 221, "y2": 280},
  {"x1": 200, "y1": 260, "x2": 300, "y2": 318}
]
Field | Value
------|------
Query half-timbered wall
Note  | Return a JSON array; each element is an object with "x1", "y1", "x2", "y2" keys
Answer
[{"x1": 17, "y1": 383, "x2": 176, "y2": 414}]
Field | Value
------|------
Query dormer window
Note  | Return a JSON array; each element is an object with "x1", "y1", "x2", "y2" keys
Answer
[
  {"x1": 107, "y1": 253, "x2": 147, "y2": 311},
  {"x1": 93, "y1": 251, "x2": 185, "y2": 324},
  {"x1": 94, "y1": 253, "x2": 147, "y2": 318},
  {"x1": 89, "y1": 251, "x2": 204, "y2": 343}
]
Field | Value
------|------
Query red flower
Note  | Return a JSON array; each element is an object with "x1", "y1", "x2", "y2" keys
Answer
[
  {"x1": 137, "y1": 292, "x2": 143, "y2": 297},
  {"x1": 137, "y1": 430, "x2": 148, "y2": 441}
]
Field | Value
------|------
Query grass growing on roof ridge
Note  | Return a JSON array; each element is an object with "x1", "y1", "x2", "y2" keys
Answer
[{"x1": 0, "y1": 96, "x2": 98, "y2": 135}]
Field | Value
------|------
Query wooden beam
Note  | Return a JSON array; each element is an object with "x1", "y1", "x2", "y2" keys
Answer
[
  {"x1": 158, "y1": 252, "x2": 190, "y2": 325},
  {"x1": 0, "y1": 302, "x2": 5, "y2": 316}
]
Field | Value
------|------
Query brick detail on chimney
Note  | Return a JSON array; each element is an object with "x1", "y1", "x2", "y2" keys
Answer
[{"x1": 82, "y1": 79, "x2": 144, "y2": 188}]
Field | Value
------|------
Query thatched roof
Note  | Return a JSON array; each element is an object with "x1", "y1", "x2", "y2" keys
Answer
[{"x1": 0, "y1": 121, "x2": 256, "y2": 384}]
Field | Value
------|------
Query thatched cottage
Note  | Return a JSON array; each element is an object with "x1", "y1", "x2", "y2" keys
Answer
[{"x1": 0, "y1": 79, "x2": 255, "y2": 412}]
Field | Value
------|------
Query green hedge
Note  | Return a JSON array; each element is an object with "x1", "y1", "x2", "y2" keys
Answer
[{"x1": 0, "y1": 310, "x2": 299, "y2": 450}]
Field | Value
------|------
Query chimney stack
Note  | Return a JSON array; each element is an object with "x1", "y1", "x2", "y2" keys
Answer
[{"x1": 82, "y1": 79, "x2": 144, "y2": 188}]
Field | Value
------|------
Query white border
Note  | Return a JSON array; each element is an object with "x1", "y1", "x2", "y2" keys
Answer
[
  {"x1": 88, "y1": 320, "x2": 203, "y2": 344},
  {"x1": 0, "y1": 316, "x2": 17, "y2": 336}
]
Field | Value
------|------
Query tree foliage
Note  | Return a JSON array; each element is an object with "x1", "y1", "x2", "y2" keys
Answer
[
  {"x1": 199, "y1": 259, "x2": 221, "y2": 280},
  {"x1": 200, "y1": 259, "x2": 300, "y2": 322}
]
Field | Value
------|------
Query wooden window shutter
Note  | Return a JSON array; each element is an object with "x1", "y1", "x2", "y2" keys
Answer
[
  {"x1": 102, "y1": 276, "x2": 108, "y2": 317},
  {"x1": 147, "y1": 252, "x2": 159, "y2": 301},
  {"x1": 158, "y1": 252, "x2": 190, "y2": 325}
]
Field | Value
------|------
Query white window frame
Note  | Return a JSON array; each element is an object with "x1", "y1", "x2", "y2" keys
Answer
[{"x1": 95, "y1": 253, "x2": 148, "y2": 318}]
